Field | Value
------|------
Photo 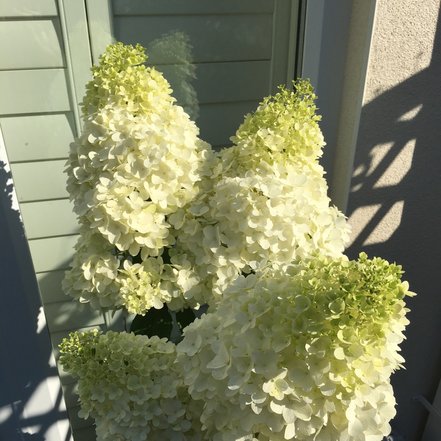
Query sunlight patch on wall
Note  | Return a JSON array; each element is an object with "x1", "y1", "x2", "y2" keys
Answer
[
  {"x1": 367, "y1": 142, "x2": 394, "y2": 178},
  {"x1": 0, "y1": 126, "x2": 21, "y2": 214},
  {"x1": 348, "y1": 201, "x2": 405, "y2": 247},
  {"x1": 0, "y1": 405, "x2": 13, "y2": 425},
  {"x1": 348, "y1": 204, "x2": 381, "y2": 247},
  {"x1": 364, "y1": 201, "x2": 405, "y2": 246},
  {"x1": 373, "y1": 139, "x2": 416, "y2": 188},
  {"x1": 397, "y1": 103, "x2": 423, "y2": 122},
  {"x1": 21, "y1": 378, "x2": 71, "y2": 440}
]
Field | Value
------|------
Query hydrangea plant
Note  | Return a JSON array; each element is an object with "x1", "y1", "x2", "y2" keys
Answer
[
  {"x1": 59, "y1": 330, "x2": 203, "y2": 441},
  {"x1": 63, "y1": 42, "x2": 214, "y2": 314},
  {"x1": 176, "y1": 254, "x2": 413, "y2": 440},
  {"x1": 59, "y1": 43, "x2": 413, "y2": 441}
]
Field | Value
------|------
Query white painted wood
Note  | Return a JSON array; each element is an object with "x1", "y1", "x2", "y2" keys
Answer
[
  {"x1": 112, "y1": 0, "x2": 274, "y2": 15},
  {"x1": 85, "y1": 0, "x2": 114, "y2": 63},
  {"x1": 160, "y1": 61, "x2": 270, "y2": 105},
  {"x1": 57, "y1": 0, "x2": 93, "y2": 132},
  {"x1": 44, "y1": 301, "x2": 105, "y2": 333},
  {"x1": 37, "y1": 270, "x2": 70, "y2": 304},
  {"x1": 28, "y1": 235, "x2": 78, "y2": 273},
  {"x1": 1, "y1": 113, "x2": 74, "y2": 162},
  {"x1": 330, "y1": 0, "x2": 377, "y2": 211},
  {"x1": 20, "y1": 199, "x2": 78, "y2": 239},
  {"x1": 300, "y1": 0, "x2": 376, "y2": 212},
  {"x1": 0, "y1": 3, "x2": 102, "y2": 440},
  {"x1": 114, "y1": 14, "x2": 273, "y2": 64},
  {"x1": 0, "y1": 69, "x2": 70, "y2": 115},
  {"x1": 0, "y1": 20, "x2": 64, "y2": 70},
  {"x1": 301, "y1": 0, "x2": 325, "y2": 89},
  {"x1": 0, "y1": 0, "x2": 57, "y2": 17},
  {"x1": 198, "y1": 101, "x2": 259, "y2": 147},
  {"x1": 270, "y1": 0, "x2": 300, "y2": 92},
  {"x1": 0, "y1": 126, "x2": 73, "y2": 441},
  {"x1": 10, "y1": 159, "x2": 68, "y2": 202},
  {"x1": 37, "y1": 270, "x2": 70, "y2": 305}
]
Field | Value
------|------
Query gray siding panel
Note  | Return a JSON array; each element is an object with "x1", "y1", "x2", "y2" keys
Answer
[
  {"x1": 20, "y1": 199, "x2": 79, "y2": 239},
  {"x1": 114, "y1": 14, "x2": 273, "y2": 63},
  {"x1": 0, "y1": 0, "x2": 58, "y2": 17},
  {"x1": 160, "y1": 60, "x2": 270, "y2": 105},
  {"x1": 0, "y1": 19, "x2": 65, "y2": 69},
  {"x1": 1, "y1": 113, "x2": 75, "y2": 162},
  {"x1": 112, "y1": 0, "x2": 274, "y2": 15},
  {"x1": 10, "y1": 160, "x2": 69, "y2": 202},
  {"x1": 0, "y1": 70, "x2": 71, "y2": 115}
]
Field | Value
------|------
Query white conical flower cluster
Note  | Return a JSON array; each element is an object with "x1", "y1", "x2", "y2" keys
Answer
[
  {"x1": 60, "y1": 42, "x2": 412, "y2": 441},
  {"x1": 60, "y1": 254, "x2": 413, "y2": 441},
  {"x1": 175, "y1": 254, "x2": 413, "y2": 441},
  {"x1": 64, "y1": 44, "x2": 349, "y2": 314},
  {"x1": 172, "y1": 81, "x2": 350, "y2": 305},
  {"x1": 59, "y1": 330, "x2": 203, "y2": 440},
  {"x1": 63, "y1": 43, "x2": 213, "y2": 314}
]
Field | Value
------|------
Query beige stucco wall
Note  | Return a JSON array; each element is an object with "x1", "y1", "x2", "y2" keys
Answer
[{"x1": 346, "y1": 0, "x2": 441, "y2": 440}]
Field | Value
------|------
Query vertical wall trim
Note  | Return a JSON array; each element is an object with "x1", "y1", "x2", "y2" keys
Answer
[
  {"x1": 85, "y1": 0, "x2": 114, "y2": 63},
  {"x1": 293, "y1": 0, "x2": 307, "y2": 78},
  {"x1": 57, "y1": 0, "x2": 93, "y2": 133},
  {"x1": 300, "y1": 0, "x2": 325, "y2": 87},
  {"x1": 330, "y1": 0, "x2": 377, "y2": 211},
  {"x1": 270, "y1": 0, "x2": 301, "y2": 92},
  {"x1": 286, "y1": 0, "x2": 301, "y2": 82}
]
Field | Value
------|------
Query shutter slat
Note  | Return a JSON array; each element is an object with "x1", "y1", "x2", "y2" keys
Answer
[
  {"x1": 1, "y1": 113, "x2": 75, "y2": 162},
  {"x1": 0, "y1": 69, "x2": 70, "y2": 115},
  {"x1": 28, "y1": 235, "x2": 78, "y2": 273},
  {"x1": 112, "y1": 0, "x2": 274, "y2": 15},
  {"x1": 44, "y1": 301, "x2": 104, "y2": 333},
  {"x1": 0, "y1": 20, "x2": 64, "y2": 70},
  {"x1": 0, "y1": 0, "x2": 57, "y2": 17},
  {"x1": 20, "y1": 199, "x2": 78, "y2": 239},
  {"x1": 114, "y1": 14, "x2": 273, "y2": 64},
  {"x1": 199, "y1": 101, "x2": 259, "y2": 147},
  {"x1": 37, "y1": 270, "x2": 69, "y2": 304},
  {"x1": 10, "y1": 159, "x2": 68, "y2": 202},
  {"x1": 159, "y1": 60, "x2": 269, "y2": 105}
]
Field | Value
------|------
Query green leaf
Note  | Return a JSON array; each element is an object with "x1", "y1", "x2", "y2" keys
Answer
[
  {"x1": 130, "y1": 306, "x2": 173, "y2": 339},
  {"x1": 176, "y1": 308, "x2": 197, "y2": 331}
]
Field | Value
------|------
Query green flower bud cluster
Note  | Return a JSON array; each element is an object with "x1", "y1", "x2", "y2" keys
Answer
[
  {"x1": 223, "y1": 79, "x2": 324, "y2": 174},
  {"x1": 82, "y1": 42, "x2": 172, "y2": 116},
  {"x1": 59, "y1": 330, "x2": 203, "y2": 441}
]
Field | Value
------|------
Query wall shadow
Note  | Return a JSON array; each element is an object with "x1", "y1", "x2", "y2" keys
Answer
[
  {"x1": 0, "y1": 161, "x2": 72, "y2": 441},
  {"x1": 346, "y1": 6, "x2": 441, "y2": 441}
]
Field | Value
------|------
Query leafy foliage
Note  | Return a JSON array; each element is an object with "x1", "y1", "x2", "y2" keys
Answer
[{"x1": 130, "y1": 306, "x2": 173, "y2": 339}]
